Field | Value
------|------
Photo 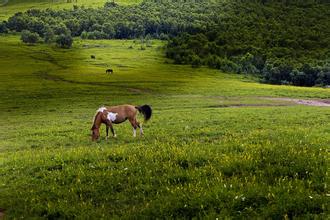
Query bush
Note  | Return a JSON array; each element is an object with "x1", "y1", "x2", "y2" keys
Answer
[
  {"x1": 104, "y1": 1, "x2": 118, "y2": 8},
  {"x1": 53, "y1": 23, "x2": 71, "y2": 36},
  {"x1": 27, "y1": 18, "x2": 45, "y2": 37},
  {"x1": 0, "y1": 21, "x2": 8, "y2": 33},
  {"x1": 55, "y1": 34, "x2": 73, "y2": 48},
  {"x1": 218, "y1": 58, "x2": 239, "y2": 73},
  {"x1": 262, "y1": 62, "x2": 293, "y2": 85},
  {"x1": 190, "y1": 54, "x2": 202, "y2": 68},
  {"x1": 44, "y1": 27, "x2": 55, "y2": 43},
  {"x1": 20, "y1": 30, "x2": 40, "y2": 44},
  {"x1": 86, "y1": 31, "x2": 107, "y2": 40},
  {"x1": 239, "y1": 53, "x2": 259, "y2": 74},
  {"x1": 315, "y1": 68, "x2": 330, "y2": 86},
  {"x1": 7, "y1": 13, "x2": 29, "y2": 32}
]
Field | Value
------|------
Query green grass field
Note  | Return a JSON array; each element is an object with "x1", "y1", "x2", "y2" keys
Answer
[
  {"x1": 0, "y1": 0, "x2": 142, "y2": 20},
  {"x1": 0, "y1": 34, "x2": 329, "y2": 218}
]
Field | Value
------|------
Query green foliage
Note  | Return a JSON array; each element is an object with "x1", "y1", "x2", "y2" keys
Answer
[
  {"x1": 44, "y1": 26, "x2": 55, "y2": 43},
  {"x1": 55, "y1": 33, "x2": 73, "y2": 48},
  {"x1": 20, "y1": 30, "x2": 39, "y2": 44},
  {"x1": 4, "y1": 1, "x2": 329, "y2": 85},
  {"x1": 4, "y1": 1, "x2": 222, "y2": 41},
  {"x1": 165, "y1": 1, "x2": 330, "y2": 86},
  {"x1": 0, "y1": 21, "x2": 8, "y2": 33},
  {"x1": 104, "y1": 1, "x2": 118, "y2": 8}
]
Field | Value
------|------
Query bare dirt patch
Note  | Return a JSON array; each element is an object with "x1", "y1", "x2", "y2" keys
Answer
[
  {"x1": 263, "y1": 97, "x2": 330, "y2": 107},
  {"x1": 208, "y1": 103, "x2": 292, "y2": 108}
]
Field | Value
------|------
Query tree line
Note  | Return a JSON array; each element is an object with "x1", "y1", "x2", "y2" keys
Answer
[
  {"x1": 0, "y1": 1, "x2": 215, "y2": 46},
  {"x1": 0, "y1": 0, "x2": 329, "y2": 86},
  {"x1": 165, "y1": 1, "x2": 330, "y2": 86}
]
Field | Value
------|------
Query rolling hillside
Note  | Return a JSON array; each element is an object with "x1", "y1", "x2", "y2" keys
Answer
[
  {"x1": 0, "y1": 0, "x2": 329, "y2": 218},
  {"x1": 0, "y1": 0, "x2": 141, "y2": 20}
]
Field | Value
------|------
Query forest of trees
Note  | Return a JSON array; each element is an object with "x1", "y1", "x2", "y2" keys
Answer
[
  {"x1": 165, "y1": 1, "x2": 330, "y2": 86},
  {"x1": 0, "y1": 0, "x2": 329, "y2": 86}
]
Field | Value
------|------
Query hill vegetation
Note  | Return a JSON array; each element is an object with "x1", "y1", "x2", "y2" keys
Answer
[
  {"x1": 1, "y1": 0, "x2": 329, "y2": 86},
  {"x1": 0, "y1": 1, "x2": 329, "y2": 219},
  {"x1": 166, "y1": 1, "x2": 330, "y2": 86},
  {"x1": 0, "y1": 0, "x2": 141, "y2": 20}
]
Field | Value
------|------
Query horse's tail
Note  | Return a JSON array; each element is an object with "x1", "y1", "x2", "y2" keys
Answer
[{"x1": 136, "y1": 105, "x2": 152, "y2": 122}]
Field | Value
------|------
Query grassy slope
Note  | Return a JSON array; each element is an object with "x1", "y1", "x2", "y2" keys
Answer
[
  {"x1": 0, "y1": 0, "x2": 141, "y2": 20},
  {"x1": 0, "y1": 35, "x2": 329, "y2": 218}
]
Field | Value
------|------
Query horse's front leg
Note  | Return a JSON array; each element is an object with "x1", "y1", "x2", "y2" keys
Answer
[
  {"x1": 137, "y1": 123, "x2": 143, "y2": 136},
  {"x1": 106, "y1": 121, "x2": 116, "y2": 138},
  {"x1": 129, "y1": 118, "x2": 143, "y2": 137},
  {"x1": 106, "y1": 126, "x2": 109, "y2": 140},
  {"x1": 111, "y1": 126, "x2": 116, "y2": 138}
]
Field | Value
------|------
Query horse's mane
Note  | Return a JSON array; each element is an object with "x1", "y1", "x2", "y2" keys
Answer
[
  {"x1": 91, "y1": 112, "x2": 98, "y2": 130},
  {"x1": 91, "y1": 107, "x2": 107, "y2": 130}
]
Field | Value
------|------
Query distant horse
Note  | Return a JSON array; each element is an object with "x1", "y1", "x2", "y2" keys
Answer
[
  {"x1": 91, "y1": 105, "x2": 152, "y2": 141},
  {"x1": 91, "y1": 55, "x2": 95, "y2": 59},
  {"x1": 106, "y1": 69, "x2": 113, "y2": 74}
]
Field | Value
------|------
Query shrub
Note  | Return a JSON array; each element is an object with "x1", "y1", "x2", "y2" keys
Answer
[
  {"x1": 190, "y1": 54, "x2": 202, "y2": 68},
  {"x1": 104, "y1": 1, "x2": 118, "y2": 8},
  {"x1": 7, "y1": 13, "x2": 29, "y2": 32},
  {"x1": 315, "y1": 68, "x2": 330, "y2": 86},
  {"x1": 55, "y1": 34, "x2": 73, "y2": 48},
  {"x1": 21, "y1": 30, "x2": 40, "y2": 44},
  {"x1": 218, "y1": 58, "x2": 239, "y2": 73},
  {"x1": 0, "y1": 21, "x2": 8, "y2": 33},
  {"x1": 44, "y1": 27, "x2": 55, "y2": 43}
]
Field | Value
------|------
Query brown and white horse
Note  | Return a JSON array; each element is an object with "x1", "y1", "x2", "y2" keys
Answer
[
  {"x1": 106, "y1": 69, "x2": 113, "y2": 74},
  {"x1": 91, "y1": 104, "x2": 152, "y2": 141}
]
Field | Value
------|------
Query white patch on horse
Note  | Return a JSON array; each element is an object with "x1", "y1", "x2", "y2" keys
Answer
[
  {"x1": 97, "y1": 107, "x2": 107, "y2": 113},
  {"x1": 107, "y1": 112, "x2": 118, "y2": 122}
]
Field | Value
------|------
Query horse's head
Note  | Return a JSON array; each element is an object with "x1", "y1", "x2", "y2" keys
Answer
[{"x1": 91, "y1": 126, "x2": 100, "y2": 141}]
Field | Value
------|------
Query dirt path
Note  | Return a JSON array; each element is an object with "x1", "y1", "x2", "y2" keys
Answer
[{"x1": 263, "y1": 97, "x2": 330, "y2": 107}]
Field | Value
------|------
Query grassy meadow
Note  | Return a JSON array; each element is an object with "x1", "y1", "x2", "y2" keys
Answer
[
  {"x1": 0, "y1": 34, "x2": 329, "y2": 218},
  {"x1": 0, "y1": 0, "x2": 142, "y2": 20}
]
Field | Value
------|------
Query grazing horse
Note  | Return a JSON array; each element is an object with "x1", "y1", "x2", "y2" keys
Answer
[
  {"x1": 91, "y1": 104, "x2": 152, "y2": 141},
  {"x1": 106, "y1": 69, "x2": 113, "y2": 74},
  {"x1": 91, "y1": 55, "x2": 95, "y2": 59}
]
